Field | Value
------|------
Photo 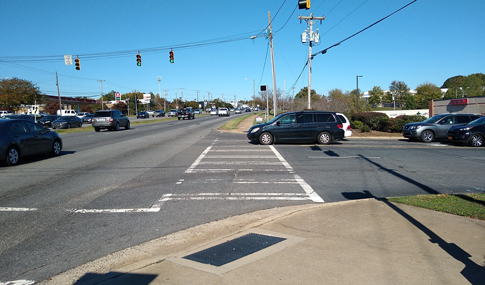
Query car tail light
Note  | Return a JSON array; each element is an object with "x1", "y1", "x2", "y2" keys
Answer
[
  {"x1": 92, "y1": 119, "x2": 95, "y2": 123},
  {"x1": 346, "y1": 125, "x2": 351, "y2": 130},
  {"x1": 109, "y1": 118, "x2": 114, "y2": 122},
  {"x1": 337, "y1": 124, "x2": 343, "y2": 129}
]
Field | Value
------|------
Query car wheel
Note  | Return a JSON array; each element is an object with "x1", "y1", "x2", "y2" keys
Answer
[
  {"x1": 468, "y1": 134, "x2": 483, "y2": 147},
  {"x1": 51, "y1": 140, "x2": 62, "y2": 156},
  {"x1": 317, "y1": 132, "x2": 331, "y2": 144},
  {"x1": 178, "y1": 117, "x2": 181, "y2": 120},
  {"x1": 79, "y1": 122, "x2": 82, "y2": 127},
  {"x1": 420, "y1": 130, "x2": 434, "y2": 143},
  {"x1": 125, "y1": 121, "x2": 130, "y2": 130},
  {"x1": 5, "y1": 146, "x2": 19, "y2": 166},
  {"x1": 115, "y1": 123, "x2": 120, "y2": 131},
  {"x1": 259, "y1": 132, "x2": 273, "y2": 145},
  {"x1": 95, "y1": 127, "x2": 100, "y2": 132}
]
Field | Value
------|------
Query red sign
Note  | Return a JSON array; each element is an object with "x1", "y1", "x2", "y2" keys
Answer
[
  {"x1": 115, "y1": 92, "x2": 121, "y2": 101},
  {"x1": 449, "y1": 98, "x2": 468, "y2": 105}
]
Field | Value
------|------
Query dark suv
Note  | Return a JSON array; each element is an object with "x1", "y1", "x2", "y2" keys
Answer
[
  {"x1": 247, "y1": 111, "x2": 345, "y2": 145},
  {"x1": 92, "y1": 110, "x2": 130, "y2": 132},
  {"x1": 177, "y1": 108, "x2": 195, "y2": 120},
  {"x1": 402, "y1": 113, "x2": 482, "y2": 142}
]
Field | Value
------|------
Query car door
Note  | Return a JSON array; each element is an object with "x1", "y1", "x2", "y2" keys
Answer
[
  {"x1": 24, "y1": 121, "x2": 52, "y2": 153},
  {"x1": 9, "y1": 121, "x2": 35, "y2": 156},
  {"x1": 271, "y1": 113, "x2": 298, "y2": 142},
  {"x1": 295, "y1": 113, "x2": 315, "y2": 141},
  {"x1": 434, "y1": 115, "x2": 456, "y2": 138}
]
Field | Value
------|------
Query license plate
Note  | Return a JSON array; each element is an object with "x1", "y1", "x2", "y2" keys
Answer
[{"x1": 97, "y1": 118, "x2": 105, "y2": 121}]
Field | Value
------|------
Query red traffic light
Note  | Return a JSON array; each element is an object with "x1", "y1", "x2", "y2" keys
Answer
[
  {"x1": 136, "y1": 53, "x2": 141, "y2": 66},
  {"x1": 298, "y1": 0, "x2": 310, "y2": 9},
  {"x1": 75, "y1": 57, "x2": 80, "y2": 70},
  {"x1": 169, "y1": 50, "x2": 174, "y2": 63}
]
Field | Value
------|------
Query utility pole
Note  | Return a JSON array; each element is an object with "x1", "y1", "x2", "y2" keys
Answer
[
  {"x1": 157, "y1": 76, "x2": 161, "y2": 105},
  {"x1": 163, "y1": 90, "x2": 168, "y2": 111},
  {"x1": 299, "y1": 13, "x2": 325, "y2": 110},
  {"x1": 97, "y1": 79, "x2": 105, "y2": 110},
  {"x1": 196, "y1": 90, "x2": 199, "y2": 102},
  {"x1": 268, "y1": 11, "x2": 278, "y2": 117},
  {"x1": 56, "y1": 72, "x2": 62, "y2": 114}
]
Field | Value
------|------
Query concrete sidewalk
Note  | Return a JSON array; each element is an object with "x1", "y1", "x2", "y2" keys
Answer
[{"x1": 46, "y1": 199, "x2": 485, "y2": 285}]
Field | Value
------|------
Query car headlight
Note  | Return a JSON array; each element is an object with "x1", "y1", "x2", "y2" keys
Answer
[
  {"x1": 250, "y1": 127, "x2": 260, "y2": 133},
  {"x1": 458, "y1": 127, "x2": 473, "y2": 131},
  {"x1": 409, "y1": 125, "x2": 422, "y2": 130}
]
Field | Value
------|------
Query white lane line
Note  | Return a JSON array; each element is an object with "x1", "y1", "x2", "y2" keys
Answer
[
  {"x1": 71, "y1": 208, "x2": 160, "y2": 213},
  {"x1": 199, "y1": 161, "x2": 282, "y2": 165},
  {"x1": 159, "y1": 193, "x2": 312, "y2": 201},
  {"x1": 185, "y1": 168, "x2": 288, "y2": 173},
  {"x1": 0, "y1": 207, "x2": 38, "y2": 212},
  {"x1": 269, "y1": 146, "x2": 324, "y2": 203},
  {"x1": 309, "y1": 156, "x2": 382, "y2": 159},
  {"x1": 176, "y1": 179, "x2": 184, "y2": 185},
  {"x1": 205, "y1": 155, "x2": 276, "y2": 159},
  {"x1": 185, "y1": 145, "x2": 213, "y2": 173}
]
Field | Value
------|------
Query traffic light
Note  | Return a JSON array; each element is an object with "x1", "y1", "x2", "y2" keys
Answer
[
  {"x1": 136, "y1": 53, "x2": 141, "y2": 66},
  {"x1": 75, "y1": 57, "x2": 80, "y2": 70},
  {"x1": 169, "y1": 50, "x2": 174, "y2": 63},
  {"x1": 298, "y1": 0, "x2": 310, "y2": 9}
]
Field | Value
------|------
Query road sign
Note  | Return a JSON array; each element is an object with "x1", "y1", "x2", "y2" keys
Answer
[
  {"x1": 115, "y1": 92, "x2": 121, "y2": 101},
  {"x1": 64, "y1": 55, "x2": 73, "y2": 65}
]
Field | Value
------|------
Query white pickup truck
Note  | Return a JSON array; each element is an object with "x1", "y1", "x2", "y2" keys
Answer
[{"x1": 218, "y1": 108, "x2": 230, "y2": 117}]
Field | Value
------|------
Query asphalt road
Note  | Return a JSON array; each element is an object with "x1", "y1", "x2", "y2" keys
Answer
[{"x1": 0, "y1": 114, "x2": 484, "y2": 283}]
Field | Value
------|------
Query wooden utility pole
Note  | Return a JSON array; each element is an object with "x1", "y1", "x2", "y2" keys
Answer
[
  {"x1": 268, "y1": 11, "x2": 277, "y2": 117},
  {"x1": 56, "y1": 72, "x2": 61, "y2": 114}
]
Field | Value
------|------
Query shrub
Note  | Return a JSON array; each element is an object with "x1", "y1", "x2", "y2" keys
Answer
[
  {"x1": 360, "y1": 125, "x2": 371, "y2": 132},
  {"x1": 351, "y1": 112, "x2": 389, "y2": 128},
  {"x1": 388, "y1": 115, "x2": 427, "y2": 133},
  {"x1": 351, "y1": 120, "x2": 364, "y2": 130}
]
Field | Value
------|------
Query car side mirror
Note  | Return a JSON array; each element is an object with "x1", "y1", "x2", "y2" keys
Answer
[{"x1": 276, "y1": 121, "x2": 281, "y2": 126}]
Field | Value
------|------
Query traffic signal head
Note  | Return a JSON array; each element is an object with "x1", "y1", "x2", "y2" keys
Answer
[
  {"x1": 75, "y1": 57, "x2": 80, "y2": 70},
  {"x1": 169, "y1": 50, "x2": 174, "y2": 63},
  {"x1": 136, "y1": 53, "x2": 141, "y2": 66},
  {"x1": 298, "y1": 0, "x2": 310, "y2": 9}
]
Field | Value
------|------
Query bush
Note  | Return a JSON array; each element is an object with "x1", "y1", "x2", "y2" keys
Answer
[
  {"x1": 388, "y1": 115, "x2": 427, "y2": 133},
  {"x1": 360, "y1": 125, "x2": 371, "y2": 132},
  {"x1": 351, "y1": 112, "x2": 389, "y2": 128},
  {"x1": 351, "y1": 120, "x2": 364, "y2": 130}
]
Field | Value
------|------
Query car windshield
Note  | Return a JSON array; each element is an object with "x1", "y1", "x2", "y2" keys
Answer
[
  {"x1": 57, "y1": 116, "x2": 70, "y2": 120},
  {"x1": 267, "y1": 113, "x2": 286, "y2": 124},
  {"x1": 422, "y1": 114, "x2": 447, "y2": 124},
  {"x1": 94, "y1": 112, "x2": 110, "y2": 117}
]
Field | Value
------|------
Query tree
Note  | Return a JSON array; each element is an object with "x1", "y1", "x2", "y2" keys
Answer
[
  {"x1": 0, "y1": 78, "x2": 42, "y2": 111},
  {"x1": 368, "y1": 86, "x2": 384, "y2": 107},
  {"x1": 389, "y1": 81, "x2": 409, "y2": 107},
  {"x1": 443, "y1": 73, "x2": 485, "y2": 98},
  {"x1": 111, "y1": 102, "x2": 128, "y2": 114},
  {"x1": 415, "y1": 82, "x2": 442, "y2": 109},
  {"x1": 44, "y1": 100, "x2": 60, "y2": 115},
  {"x1": 295, "y1": 87, "x2": 320, "y2": 102}
]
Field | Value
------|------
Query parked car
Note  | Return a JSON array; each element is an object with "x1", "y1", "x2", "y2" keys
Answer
[
  {"x1": 177, "y1": 108, "x2": 195, "y2": 120},
  {"x1": 336, "y1": 113, "x2": 352, "y2": 137},
  {"x1": 0, "y1": 119, "x2": 62, "y2": 166},
  {"x1": 210, "y1": 109, "x2": 218, "y2": 116},
  {"x1": 218, "y1": 108, "x2": 230, "y2": 117},
  {"x1": 205, "y1": 107, "x2": 212, "y2": 113},
  {"x1": 235, "y1": 108, "x2": 241, "y2": 114},
  {"x1": 2, "y1": 114, "x2": 34, "y2": 121},
  {"x1": 51, "y1": 116, "x2": 83, "y2": 129},
  {"x1": 194, "y1": 109, "x2": 202, "y2": 114},
  {"x1": 154, "y1": 110, "x2": 166, "y2": 117},
  {"x1": 167, "y1": 109, "x2": 178, "y2": 117},
  {"x1": 147, "y1": 110, "x2": 155, "y2": 117},
  {"x1": 447, "y1": 117, "x2": 485, "y2": 147},
  {"x1": 57, "y1": 110, "x2": 77, "y2": 116},
  {"x1": 77, "y1": 112, "x2": 90, "y2": 119},
  {"x1": 92, "y1": 110, "x2": 130, "y2": 132},
  {"x1": 82, "y1": 114, "x2": 94, "y2": 123},
  {"x1": 137, "y1": 111, "x2": 150, "y2": 119},
  {"x1": 0, "y1": 111, "x2": 13, "y2": 117},
  {"x1": 247, "y1": 111, "x2": 345, "y2": 145},
  {"x1": 38, "y1": 115, "x2": 60, "y2": 128},
  {"x1": 402, "y1": 113, "x2": 482, "y2": 143},
  {"x1": 245, "y1": 108, "x2": 252, "y2": 112}
]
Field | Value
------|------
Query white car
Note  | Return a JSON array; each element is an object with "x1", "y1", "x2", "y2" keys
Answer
[
  {"x1": 167, "y1": 109, "x2": 178, "y2": 117},
  {"x1": 336, "y1": 113, "x2": 352, "y2": 137},
  {"x1": 210, "y1": 109, "x2": 218, "y2": 116}
]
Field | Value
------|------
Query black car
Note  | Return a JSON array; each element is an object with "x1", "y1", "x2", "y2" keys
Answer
[
  {"x1": 402, "y1": 113, "x2": 482, "y2": 142},
  {"x1": 51, "y1": 116, "x2": 83, "y2": 129},
  {"x1": 2, "y1": 114, "x2": 34, "y2": 121},
  {"x1": 92, "y1": 110, "x2": 130, "y2": 132},
  {"x1": 247, "y1": 111, "x2": 345, "y2": 145},
  {"x1": 177, "y1": 108, "x2": 195, "y2": 120},
  {"x1": 447, "y1": 117, "x2": 485, "y2": 147},
  {"x1": 0, "y1": 119, "x2": 63, "y2": 166},
  {"x1": 38, "y1": 115, "x2": 60, "y2": 128},
  {"x1": 137, "y1": 111, "x2": 150, "y2": 119}
]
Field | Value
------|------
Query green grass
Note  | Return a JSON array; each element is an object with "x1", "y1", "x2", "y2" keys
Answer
[
  {"x1": 219, "y1": 113, "x2": 254, "y2": 130},
  {"x1": 388, "y1": 193, "x2": 485, "y2": 220}
]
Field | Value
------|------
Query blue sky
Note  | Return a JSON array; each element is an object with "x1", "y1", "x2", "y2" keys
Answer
[{"x1": 1, "y1": 0, "x2": 484, "y2": 103}]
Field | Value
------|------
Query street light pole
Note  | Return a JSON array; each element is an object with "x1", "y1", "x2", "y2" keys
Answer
[{"x1": 356, "y1": 75, "x2": 362, "y2": 110}]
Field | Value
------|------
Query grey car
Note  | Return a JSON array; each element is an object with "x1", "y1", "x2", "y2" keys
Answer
[
  {"x1": 92, "y1": 110, "x2": 130, "y2": 132},
  {"x1": 0, "y1": 119, "x2": 62, "y2": 166},
  {"x1": 402, "y1": 113, "x2": 482, "y2": 142}
]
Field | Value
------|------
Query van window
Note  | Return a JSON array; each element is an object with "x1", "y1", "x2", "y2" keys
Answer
[
  {"x1": 297, "y1": 114, "x2": 313, "y2": 124},
  {"x1": 316, "y1": 113, "x2": 335, "y2": 122},
  {"x1": 279, "y1": 114, "x2": 296, "y2": 124}
]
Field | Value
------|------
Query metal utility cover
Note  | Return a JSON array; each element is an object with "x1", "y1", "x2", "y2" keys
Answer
[{"x1": 183, "y1": 233, "x2": 286, "y2": 267}]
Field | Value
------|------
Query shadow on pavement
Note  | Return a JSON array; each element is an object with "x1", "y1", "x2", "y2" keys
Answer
[{"x1": 73, "y1": 272, "x2": 157, "y2": 285}]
